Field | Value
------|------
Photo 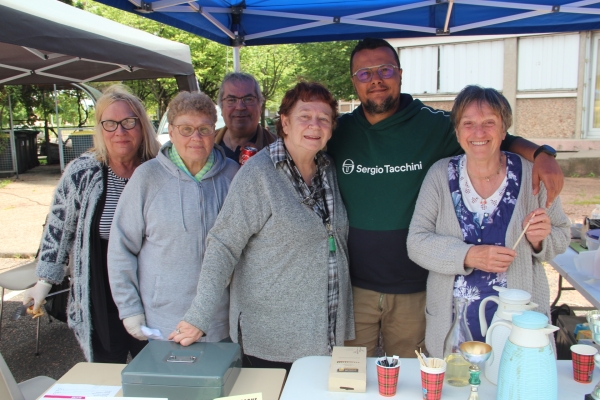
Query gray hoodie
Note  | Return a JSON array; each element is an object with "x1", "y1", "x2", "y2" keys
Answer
[{"x1": 108, "y1": 143, "x2": 239, "y2": 341}]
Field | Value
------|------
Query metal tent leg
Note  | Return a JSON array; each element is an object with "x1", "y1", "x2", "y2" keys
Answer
[
  {"x1": 0, "y1": 287, "x2": 4, "y2": 340},
  {"x1": 35, "y1": 315, "x2": 40, "y2": 356}
]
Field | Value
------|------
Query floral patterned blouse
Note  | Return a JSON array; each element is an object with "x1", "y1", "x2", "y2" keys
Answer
[{"x1": 448, "y1": 151, "x2": 522, "y2": 341}]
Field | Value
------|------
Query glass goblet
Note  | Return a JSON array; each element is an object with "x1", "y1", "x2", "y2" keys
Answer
[{"x1": 459, "y1": 341, "x2": 493, "y2": 400}]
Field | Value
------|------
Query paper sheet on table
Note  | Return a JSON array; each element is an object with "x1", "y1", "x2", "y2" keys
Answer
[
  {"x1": 42, "y1": 383, "x2": 120, "y2": 398},
  {"x1": 215, "y1": 393, "x2": 263, "y2": 400}
]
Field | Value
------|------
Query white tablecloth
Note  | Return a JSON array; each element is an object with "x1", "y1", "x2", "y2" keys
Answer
[{"x1": 280, "y1": 356, "x2": 595, "y2": 399}]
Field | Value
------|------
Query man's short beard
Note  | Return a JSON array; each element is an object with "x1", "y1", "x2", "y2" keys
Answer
[{"x1": 363, "y1": 95, "x2": 400, "y2": 115}]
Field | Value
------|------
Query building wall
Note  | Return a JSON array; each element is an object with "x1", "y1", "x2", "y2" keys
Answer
[
  {"x1": 515, "y1": 98, "x2": 577, "y2": 139},
  {"x1": 417, "y1": 97, "x2": 577, "y2": 140}
]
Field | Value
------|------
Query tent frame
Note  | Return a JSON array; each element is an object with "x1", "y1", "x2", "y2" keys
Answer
[{"x1": 126, "y1": 0, "x2": 600, "y2": 42}]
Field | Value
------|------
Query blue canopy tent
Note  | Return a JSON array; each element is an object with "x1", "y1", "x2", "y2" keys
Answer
[{"x1": 93, "y1": 0, "x2": 600, "y2": 47}]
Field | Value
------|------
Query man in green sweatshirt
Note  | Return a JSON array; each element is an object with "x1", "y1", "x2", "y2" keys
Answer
[{"x1": 327, "y1": 37, "x2": 563, "y2": 358}]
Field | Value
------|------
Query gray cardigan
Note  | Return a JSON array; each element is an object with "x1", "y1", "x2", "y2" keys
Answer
[
  {"x1": 407, "y1": 155, "x2": 570, "y2": 358},
  {"x1": 183, "y1": 149, "x2": 355, "y2": 363},
  {"x1": 36, "y1": 153, "x2": 104, "y2": 361},
  {"x1": 108, "y1": 143, "x2": 239, "y2": 341}
]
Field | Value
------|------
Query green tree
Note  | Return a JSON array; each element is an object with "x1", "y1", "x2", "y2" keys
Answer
[
  {"x1": 86, "y1": 1, "x2": 228, "y2": 112},
  {"x1": 241, "y1": 45, "x2": 301, "y2": 125},
  {"x1": 296, "y1": 41, "x2": 357, "y2": 101}
]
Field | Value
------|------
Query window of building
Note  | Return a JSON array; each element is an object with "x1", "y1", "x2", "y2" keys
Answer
[
  {"x1": 587, "y1": 33, "x2": 600, "y2": 138},
  {"x1": 399, "y1": 40, "x2": 504, "y2": 95},
  {"x1": 517, "y1": 34, "x2": 579, "y2": 91}
]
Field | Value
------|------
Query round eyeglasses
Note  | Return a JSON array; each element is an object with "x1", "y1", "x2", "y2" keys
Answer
[
  {"x1": 352, "y1": 64, "x2": 399, "y2": 83},
  {"x1": 100, "y1": 117, "x2": 139, "y2": 132},
  {"x1": 174, "y1": 124, "x2": 215, "y2": 137},
  {"x1": 222, "y1": 95, "x2": 258, "y2": 107}
]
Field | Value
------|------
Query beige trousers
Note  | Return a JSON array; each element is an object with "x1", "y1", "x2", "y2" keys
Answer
[{"x1": 344, "y1": 286, "x2": 426, "y2": 358}]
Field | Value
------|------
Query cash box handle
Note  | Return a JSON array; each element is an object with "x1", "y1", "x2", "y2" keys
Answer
[{"x1": 166, "y1": 355, "x2": 197, "y2": 363}]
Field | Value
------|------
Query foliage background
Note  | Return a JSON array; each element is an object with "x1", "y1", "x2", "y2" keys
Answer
[{"x1": 0, "y1": 0, "x2": 357, "y2": 132}]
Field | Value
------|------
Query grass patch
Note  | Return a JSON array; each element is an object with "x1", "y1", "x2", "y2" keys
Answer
[
  {"x1": 0, "y1": 179, "x2": 11, "y2": 189},
  {"x1": 573, "y1": 195, "x2": 600, "y2": 206},
  {"x1": 571, "y1": 173, "x2": 581, "y2": 178}
]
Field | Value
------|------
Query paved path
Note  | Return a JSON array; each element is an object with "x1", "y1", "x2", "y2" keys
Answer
[{"x1": 0, "y1": 165, "x2": 60, "y2": 257}]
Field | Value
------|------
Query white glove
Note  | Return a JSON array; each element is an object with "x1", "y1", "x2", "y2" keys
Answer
[
  {"x1": 123, "y1": 314, "x2": 148, "y2": 341},
  {"x1": 23, "y1": 280, "x2": 52, "y2": 313}
]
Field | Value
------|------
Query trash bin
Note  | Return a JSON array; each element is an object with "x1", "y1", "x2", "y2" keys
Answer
[{"x1": 13, "y1": 130, "x2": 40, "y2": 173}]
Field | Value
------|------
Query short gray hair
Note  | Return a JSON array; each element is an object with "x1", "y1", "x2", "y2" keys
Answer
[
  {"x1": 167, "y1": 91, "x2": 217, "y2": 125},
  {"x1": 217, "y1": 72, "x2": 264, "y2": 108},
  {"x1": 451, "y1": 85, "x2": 513, "y2": 132}
]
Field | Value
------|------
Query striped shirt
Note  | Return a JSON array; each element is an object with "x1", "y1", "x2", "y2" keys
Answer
[
  {"x1": 99, "y1": 167, "x2": 129, "y2": 240},
  {"x1": 267, "y1": 138, "x2": 339, "y2": 353}
]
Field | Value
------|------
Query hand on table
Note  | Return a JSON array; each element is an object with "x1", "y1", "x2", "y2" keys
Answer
[
  {"x1": 524, "y1": 208, "x2": 551, "y2": 252},
  {"x1": 123, "y1": 314, "x2": 148, "y2": 341},
  {"x1": 532, "y1": 152, "x2": 563, "y2": 207},
  {"x1": 22, "y1": 280, "x2": 52, "y2": 313},
  {"x1": 464, "y1": 245, "x2": 515, "y2": 273},
  {"x1": 168, "y1": 321, "x2": 204, "y2": 346}
]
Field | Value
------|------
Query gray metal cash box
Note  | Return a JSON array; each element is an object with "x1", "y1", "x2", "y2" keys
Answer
[{"x1": 122, "y1": 341, "x2": 242, "y2": 400}]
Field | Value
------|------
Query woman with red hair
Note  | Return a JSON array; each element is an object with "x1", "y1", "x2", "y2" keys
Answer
[{"x1": 170, "y1": 82, "x2": 355, "y2": 372}]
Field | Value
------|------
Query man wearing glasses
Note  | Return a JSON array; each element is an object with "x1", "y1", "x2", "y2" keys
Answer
[
  {"x1": 216, "y1": 72, "x2": 276, "y2": 163},
  {"x1": 326, "y1": 37, "x2": 563, "y2": 358}
]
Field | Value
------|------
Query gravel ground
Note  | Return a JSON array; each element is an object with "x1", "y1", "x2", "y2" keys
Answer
[{"x1": 0, "y1": 259, "x2": 85, "y2": 383}]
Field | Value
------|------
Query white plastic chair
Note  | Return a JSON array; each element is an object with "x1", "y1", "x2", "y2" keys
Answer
[
  {"x1": 0, "y1": 260, "x2": 40, "y2": 353},
  {"x1": 0, "y1": 351, "x2": 55, "y2": 400}
]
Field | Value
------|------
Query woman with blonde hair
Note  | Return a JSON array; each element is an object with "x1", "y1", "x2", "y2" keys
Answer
[{"x1": 23, "y1": 84, "x2": 160, "y2": 362}]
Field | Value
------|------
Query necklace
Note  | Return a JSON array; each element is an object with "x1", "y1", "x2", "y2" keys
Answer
[{"x1": 470, "y1": 155, "x2": 504, "y2": 182}]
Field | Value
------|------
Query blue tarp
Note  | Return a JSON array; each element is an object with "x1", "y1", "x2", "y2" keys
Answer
[{"x1": 96, "y1": 0, "x2": 600, "y2": 46}]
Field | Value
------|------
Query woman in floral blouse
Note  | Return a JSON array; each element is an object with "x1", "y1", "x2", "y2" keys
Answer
[{"x1": 407, "y1": 85, "x2": 570, "y2": 358}]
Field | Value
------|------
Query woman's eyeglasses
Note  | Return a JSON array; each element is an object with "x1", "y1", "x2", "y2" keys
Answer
[
  {"x1": 100, "y1": 117, "x2": 139, "y2": 132},
  {"x1": 352, "y1": 64, "x2": 399, "y2": 83},
  {"x1": 222, "y1": 95, "x2": 258, "y2": 107},
  {"x1": 174, "y1": 125, "x2": 215, "y2": 137}
]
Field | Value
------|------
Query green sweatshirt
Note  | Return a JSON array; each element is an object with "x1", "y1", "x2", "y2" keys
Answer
[{"x1": 327, "y1": 95, "x2": 462, "y2": 293}]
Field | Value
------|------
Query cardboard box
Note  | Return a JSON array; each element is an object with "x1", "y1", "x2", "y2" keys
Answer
[{"x1": 328, "y1": 346, "x2": 366, "y2": 392}]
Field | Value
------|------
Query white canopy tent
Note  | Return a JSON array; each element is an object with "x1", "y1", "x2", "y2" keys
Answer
[
  {"x1": 0, "y1": 0, "x2": 198, "y2": 89},
  {"x1": 0, "y1": 0, "x2": 199, "y2": 175}
]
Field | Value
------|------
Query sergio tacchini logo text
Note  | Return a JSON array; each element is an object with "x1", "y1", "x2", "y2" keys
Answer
[{"x1": 342, "y1": 159, "x2": 422, "y2": 175}]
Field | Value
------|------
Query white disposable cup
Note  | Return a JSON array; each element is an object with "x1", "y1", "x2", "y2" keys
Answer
[
  {"x1": 420, "y1": 360, "x2": 447, "y2": 374},
  {"x1": 571, "y1": 344, "x2": 598, "y2": 356}
]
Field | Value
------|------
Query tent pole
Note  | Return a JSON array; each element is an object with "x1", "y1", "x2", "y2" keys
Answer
[
  {"x1": 54, "y1": 84, "x2": 65, "y2": 172},
  {"x1": 443, "y1": 0, "x2": 454, "y2": 34},
  {"x1": 8, "y1": 94, "x2": 18, "y2": 179},
  {"x1": 233, "y1": 46, "x2": 241, "y2": 72}
]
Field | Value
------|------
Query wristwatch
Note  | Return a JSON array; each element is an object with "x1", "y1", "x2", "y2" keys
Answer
[{"x1": 533, "y1": 144, "x2": 557, "y2": 159}]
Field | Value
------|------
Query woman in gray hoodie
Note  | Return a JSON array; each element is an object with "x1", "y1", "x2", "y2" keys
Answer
[{"x1": 108, "y1": 92, "x2": 238, "y2": 343}]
